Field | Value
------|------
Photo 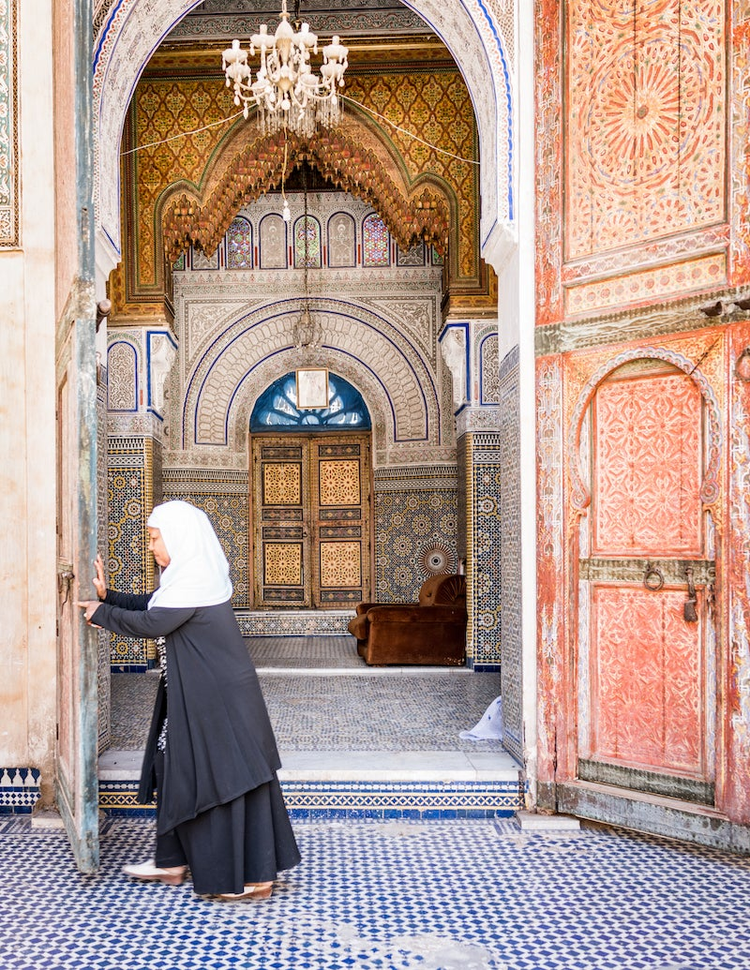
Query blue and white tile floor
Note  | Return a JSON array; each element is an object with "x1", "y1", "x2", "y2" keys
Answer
[{"x1": 1, "y1": 815, "x2": 749, "y2": 969}]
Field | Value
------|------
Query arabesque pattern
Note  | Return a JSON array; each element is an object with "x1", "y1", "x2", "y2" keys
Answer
[
  {"x1": 593, "y1": 372, "x2": 703, "y2": 556},
  {"x1": 265, "y1": 543, "x2": 303, "y2": 586},
  {"x1": 320, "y1": 541, "x2": 361, "y2": 588},
  {"x1": 590, "y1": 585, "x2": 703, "y2": 774},
  {"x1": 566, "y1": 0, "x2": 725, "y2": 259},
  {"x1": 319, "y1": 460, "x2": 360, "y2": 506}
]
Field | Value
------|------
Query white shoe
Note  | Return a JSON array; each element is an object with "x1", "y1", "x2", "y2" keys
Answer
[{"x1": 122, "y1": 859, "x2": 188, "y2": 885}]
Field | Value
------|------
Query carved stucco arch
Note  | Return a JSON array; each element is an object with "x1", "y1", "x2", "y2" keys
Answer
[
  {"x1": 92, "y1": 0, "x2": 514, "y2": 275},
  {"x1": 180, "y1": 298, "x2": 442, "y2": 459},
  {"x1": 159, "y1": 123, "x2": 454, "y2": 276},
  {"x1": 568, "y1": 347, "x2": 723, "y2": 512}
]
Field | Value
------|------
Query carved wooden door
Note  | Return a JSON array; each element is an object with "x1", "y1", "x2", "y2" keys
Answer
[
  {"x1": 578, "y1": 361, "x2": 716, "y2": 803},
  {"x1": 251, "y1": 434, "x2": 371, "y2": 608}
]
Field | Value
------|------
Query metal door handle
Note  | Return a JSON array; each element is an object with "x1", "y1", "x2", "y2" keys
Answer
[
  {"x1": 58, "y1": 570, "x2": 74, "y2": 607},
  {"x1": 643, "y1": 563, "x2": 664, "y2": 591},
  {"x1": 683, "y1": 565, "x2": 698, "y2": 623}
]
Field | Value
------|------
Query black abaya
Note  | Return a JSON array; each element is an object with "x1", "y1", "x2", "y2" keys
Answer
[{"x1": 93, "y1": 591, "x2": 301, "y2": 894}]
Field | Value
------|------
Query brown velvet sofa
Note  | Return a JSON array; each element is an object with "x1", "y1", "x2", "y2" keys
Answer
[{"x1": 348, "y1": 574, "x2": 467, "y2": 666}]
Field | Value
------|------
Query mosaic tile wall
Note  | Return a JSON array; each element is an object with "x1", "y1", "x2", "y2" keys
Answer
[
  {"x1": 373, "y1": 466, "x2": 458, "y2": 604},
  {"x1": 460, "y1": 433, "x2": 502, "y2": 672},
  {"x1": 0, "y1": 768, "x2": 40, "y2": 815},
  {"x1": 498, "y1": 346, "x2": 523, "y2": 764},
  {"x1": 162, "y1": 468, "x2": 250, "y2": 608},
  {"x1": 97, "y1": 367, "x2": 111, "y2": 751},
  {"x1": 106, "y1": 435, "x2": 158, "y2": 670}
]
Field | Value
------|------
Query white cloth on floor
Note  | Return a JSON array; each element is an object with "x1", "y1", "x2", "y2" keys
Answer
[{"x1": 459, "y1": 696, "x2": 503, "y2": 741}]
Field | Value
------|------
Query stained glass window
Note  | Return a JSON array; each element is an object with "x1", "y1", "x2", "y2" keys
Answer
[
  {"x1": 250, "y1": 372, "x2": 371, "y2": 431},
  {"x1": 227, "y1": 216, "x2": 253, "y2": 269},
  {"x1": 363, "y1": 213, "x2": 390, "y2": 266},
  {"x1": 294, "y1": 215, "x2": 321, "y2": 268}
]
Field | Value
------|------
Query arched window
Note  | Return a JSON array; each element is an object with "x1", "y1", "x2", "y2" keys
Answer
[
  {"x1": 250, "y1": 372, "x2": 371, "y2": 431},
  {"x1": 294, "y1": 214, "x2": 321, "y2": 268},
  {"x1": 226, "y1": 216, "x2": 253, "y2": 269},
  {"x1": 259, "y1": 213, "x2": 288, "y2": 268},
  {"x1": 362, "y1": 212, "x2": 390, "y2": 266},
  {"x1": 327, "y1": 212, "x2": 356, "y2": 267}
]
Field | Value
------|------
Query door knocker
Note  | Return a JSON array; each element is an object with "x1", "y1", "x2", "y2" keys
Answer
[{"x1": 643, "y1": 563, "x2": 664, "y2": 591}]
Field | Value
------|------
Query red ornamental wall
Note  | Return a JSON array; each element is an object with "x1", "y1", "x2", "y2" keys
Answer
[{"x1": 535, "y1": 0, "x2": 750, "y2": 328}]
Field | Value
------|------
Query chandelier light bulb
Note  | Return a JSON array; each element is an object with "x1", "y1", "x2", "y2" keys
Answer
[{"x1": 222, "y1": 0, "x2": 348, "y2": 137}]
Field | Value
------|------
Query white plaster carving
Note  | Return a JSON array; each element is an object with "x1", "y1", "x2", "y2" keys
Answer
[
  {"x1": 148, "y1": 331, "x2": 177, "y2": 413},
  {"x1": 441, "y1": 326, "x2": 467, "y2": 406}
]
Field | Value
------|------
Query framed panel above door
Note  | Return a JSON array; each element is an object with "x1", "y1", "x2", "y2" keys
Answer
[{"x1": 251, "y1": 434, "x2": 371, "y2": 609}]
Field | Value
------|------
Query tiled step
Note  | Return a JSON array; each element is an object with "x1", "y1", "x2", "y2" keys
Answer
[
  {"x1": 98, "y1": 748, "x2": 524, "y2": 820},
  {"x1": 236, "y1": 610, "x2": 352, "y2": 637}
]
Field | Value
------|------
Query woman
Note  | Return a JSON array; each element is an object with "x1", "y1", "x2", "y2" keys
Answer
[{"x1": 78, "y1": 500, "x2": 300, "y2": 901}]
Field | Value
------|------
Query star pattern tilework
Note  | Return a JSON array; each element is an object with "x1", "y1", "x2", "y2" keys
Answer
[{"x1": 1, "y1": 817, "x2": 749, "y2": 969}]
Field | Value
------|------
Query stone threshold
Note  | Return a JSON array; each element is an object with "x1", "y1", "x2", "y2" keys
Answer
[{"x1": 99, "y1": 748, "x2": 521, "y2": 784}]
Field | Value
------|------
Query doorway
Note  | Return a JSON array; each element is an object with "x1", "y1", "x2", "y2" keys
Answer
[
  {"x1": 576, "y1": 359, "x2": 717, "y2": 803},
  {"x1": 250, "y1": 433, "x2": 372, "y2": 609}
]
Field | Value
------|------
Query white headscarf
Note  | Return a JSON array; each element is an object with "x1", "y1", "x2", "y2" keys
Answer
[{"x1": 147, "y1": 501, "x2": 233, "y2": 609}]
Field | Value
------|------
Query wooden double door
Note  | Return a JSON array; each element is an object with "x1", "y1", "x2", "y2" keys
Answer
[{"x1": 250, "y1": 434, "x2": 371, "y2": 609}]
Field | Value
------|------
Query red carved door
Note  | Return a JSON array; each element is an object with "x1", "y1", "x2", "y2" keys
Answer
[{"x1": 578, "y1": 361, "x2": 716, "y2": 803}]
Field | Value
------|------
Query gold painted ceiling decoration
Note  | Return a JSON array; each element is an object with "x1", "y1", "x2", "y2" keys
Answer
[{"x1": 161, "y1": 127, "x2": 450, "y2": 265}]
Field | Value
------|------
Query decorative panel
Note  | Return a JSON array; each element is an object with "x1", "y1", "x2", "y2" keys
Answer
[
  {"x1": 162, "y1": 469, "x2": 249, "y2": 608},
  {"x1": 565, "y1": 0, "x2": 725, "y2": 260},
  {"x1": 374, "y1": 467, "x2": 458, "y2": 605},
  {"x1": 565, "y1": 253, "x2": 726, "y2": 316},
  {"x1": 319, "y1": 460, "x2": 360, "y2": 506},
  {"x1": 107, "y1": 342, "x2": 137, "y2": 411},
  {"x1": 498, "y1": 347, "x2": 521, "y2": 753},
  {"x1": 589, "y1": 585, "x2": 704, "y2": 775},
  {"x1": 259, "y1": 213, "x2": 288, "y2": 268},
  {"x1": 0, "y1": 0, "x2": 18, "y2": 246},
  {"x1": 327, "y1": 212, "x2": 356, "y2": 267},
  {"x1": 265, "y1": 543, "x2": 303, "y2": 586},
  {"x1": 471, "y1": 432, "x2": 503, "y2": 670},
  {"x1": 107, "y1": 435, "x2": 156, "y2": 670},
  {"x1": 294, "y1": 215, "x2": 321, "y2": 268},
  {"x1": 320, "y1": 541, "x2": 361, "y2": 588},
  {"x1": 593, "y1": 371, "x2": 703, "y2": 557},
  {"x1": 263, "y1": 463, "x2": 302, "y2": 506}
]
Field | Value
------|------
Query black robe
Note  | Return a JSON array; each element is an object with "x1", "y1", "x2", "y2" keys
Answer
[{"x1": 93, "y1": 591, "x2": 282, "y2": 835}]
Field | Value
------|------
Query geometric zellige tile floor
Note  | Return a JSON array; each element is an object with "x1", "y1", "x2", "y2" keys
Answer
[{"x1": 2, "y1": 816, "x2": 750, "y2": 970}]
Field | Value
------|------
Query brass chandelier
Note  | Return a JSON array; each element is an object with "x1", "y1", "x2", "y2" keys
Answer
[{"x1": 222, "y1": 0, "x2": 348, "y2": 138}]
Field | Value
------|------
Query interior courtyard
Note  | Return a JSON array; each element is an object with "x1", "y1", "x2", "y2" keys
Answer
[{"x1": 2, "y1": 0, "x2": 750, "y2": 966}]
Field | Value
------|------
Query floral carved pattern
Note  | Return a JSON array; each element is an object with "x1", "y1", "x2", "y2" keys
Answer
[
  {"x1": 565, "y1": 0, "x2": 725, "y2": 259},
  {"x1": 591, "y1": 585, "x2": 703, "y2": 773},
  {"x1": 593, "y1": 372, "x2": 702, "y2": 556},
  {"x1": 568, "y1": 347, "x2": 722, "y2": 511}
]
